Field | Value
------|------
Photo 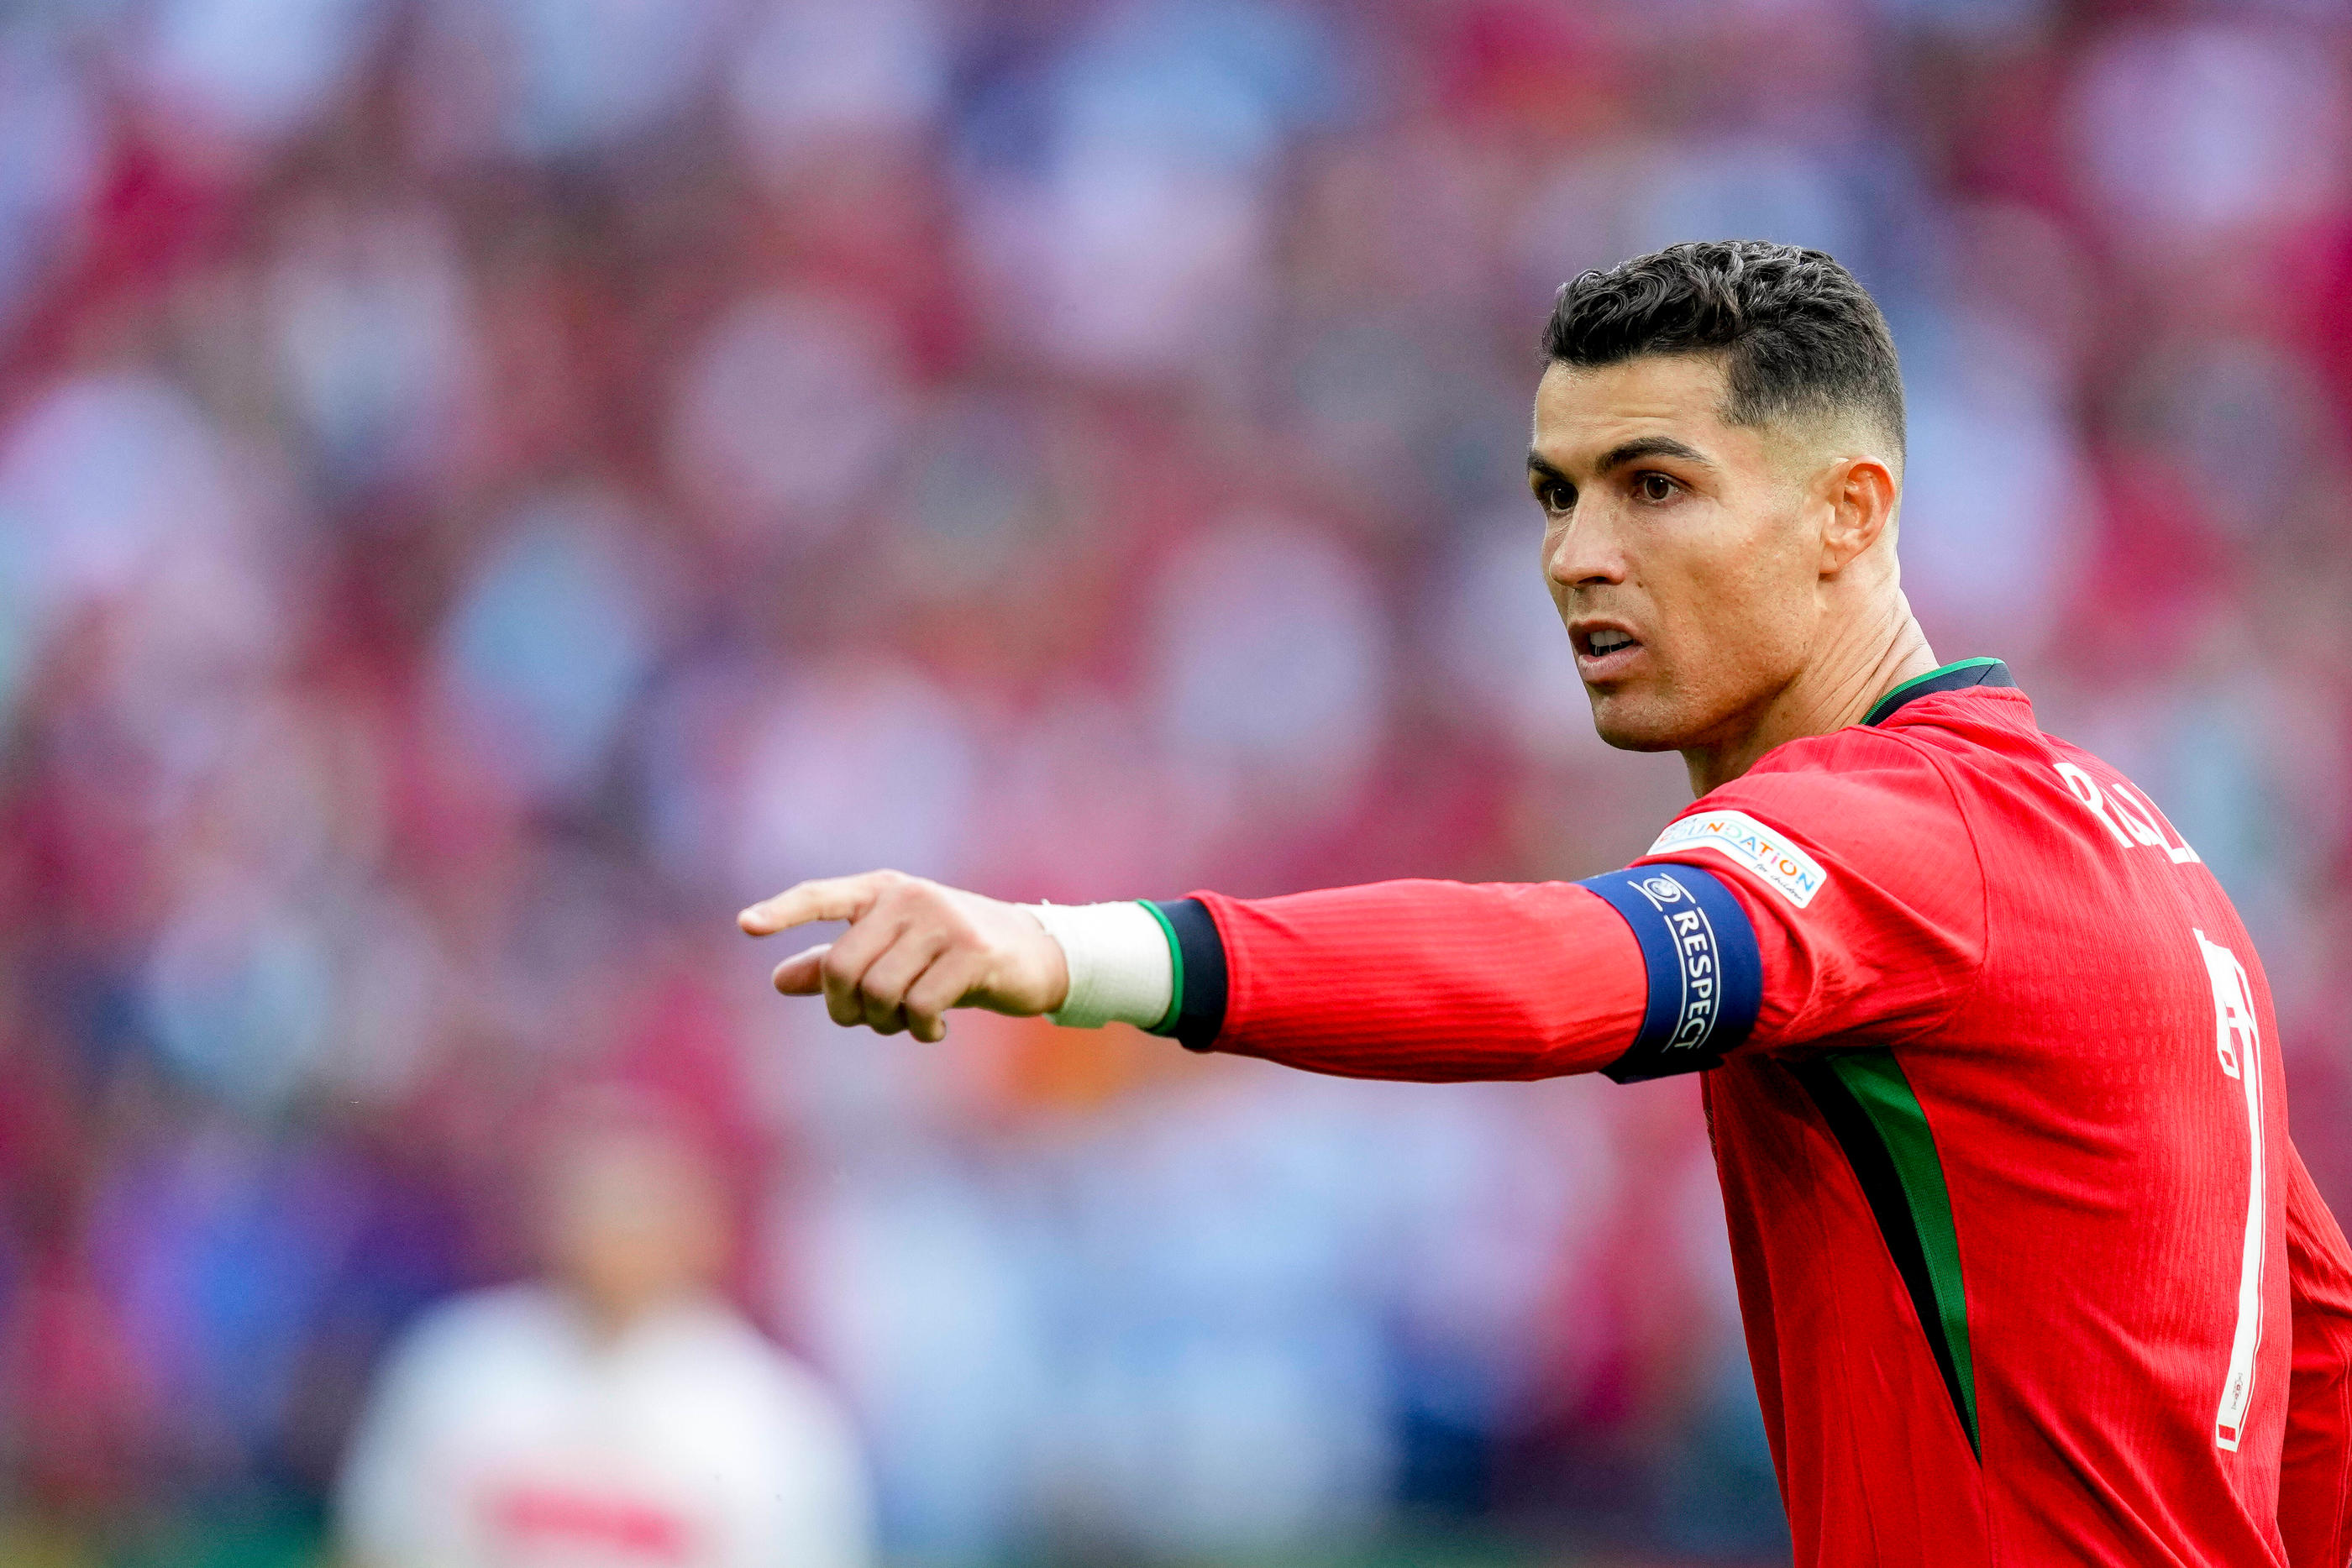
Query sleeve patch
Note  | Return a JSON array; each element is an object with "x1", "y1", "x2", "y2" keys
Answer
[
  {"x1": 1646, "y1": 808, "x2": 1828, "y2": 908},
  {"x1": 1579, "y1": 864, "x2": 1763, "y2": 1083}
]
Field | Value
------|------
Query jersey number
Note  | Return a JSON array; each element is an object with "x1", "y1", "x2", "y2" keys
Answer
[
  {"x1": 2199, "y1": 930, "x2": 2265, "y2": 1451},
  {"x1": 2060, "y1": 762, "x2": 2252, "y2": 1446}
]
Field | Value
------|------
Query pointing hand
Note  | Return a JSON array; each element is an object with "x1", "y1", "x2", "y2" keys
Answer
[{"x1": 738, "y1": 871, "x2": 1070, "y2": 1042}]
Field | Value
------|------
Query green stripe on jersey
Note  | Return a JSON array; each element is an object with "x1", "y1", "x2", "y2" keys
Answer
[
  {"x1": 1830, "y1": 1049, "x2": 1979, "y2": 1450},
  {"x1": 1138, "y1": 899, "x2": 1184, "y2": 1034}
]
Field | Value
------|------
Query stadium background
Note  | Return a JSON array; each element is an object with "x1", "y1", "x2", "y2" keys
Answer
[{"x1": 3, "y1": 0, "x2": 2351, "y2": 1564}]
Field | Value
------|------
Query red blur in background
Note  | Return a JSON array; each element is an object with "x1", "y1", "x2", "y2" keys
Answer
[{"x1": 3, "y1": 2, "x2": 2352, "y2": 1565}]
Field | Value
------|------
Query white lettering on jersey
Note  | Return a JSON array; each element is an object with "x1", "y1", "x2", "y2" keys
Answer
[
  {"x1": 1647, "y1": 810, "x2": 1828, "y2": 908},
  {"x1": 2110, "y1": 780, "x2": 2202, "y2": 864},
  {"x1": 2197, "y1": 929, "x2": 2265, "y2": 1450},
  {"x1": 2054, "y1": 763, "x2": 2201, "y2": 864}
]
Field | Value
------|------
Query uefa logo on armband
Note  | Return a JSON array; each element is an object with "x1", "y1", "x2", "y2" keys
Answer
[{"x1": 1637, "y1": 874, "x2": 1687, "y2": 908}]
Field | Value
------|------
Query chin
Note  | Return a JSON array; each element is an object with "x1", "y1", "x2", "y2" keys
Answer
[{"x1": 1585, "y1": 690, "x2": 1699, "y2": 753}]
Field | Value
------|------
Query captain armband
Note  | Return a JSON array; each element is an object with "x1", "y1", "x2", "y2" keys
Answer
[{"x1": 1577, "y1": 863, "x2": 1763, "y2": 1083}]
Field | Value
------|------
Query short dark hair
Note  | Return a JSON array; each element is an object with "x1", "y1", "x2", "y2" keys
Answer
[{"x1": 1541, "y1": 240, "x2": 1903, "y2": 454}]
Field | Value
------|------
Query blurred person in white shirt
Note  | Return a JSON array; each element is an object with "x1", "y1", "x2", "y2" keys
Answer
[{"x1": 337, "y1": 1096, "x2": 874, "y2": 1568}]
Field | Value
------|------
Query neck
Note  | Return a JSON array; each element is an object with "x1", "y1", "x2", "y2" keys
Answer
[
  {"x1": 570, "y1": 1284, "x2": 693, "y2": 1346},
  {"x1": 1680, "y1": 593, "x2": 1939, "y2": 796}
]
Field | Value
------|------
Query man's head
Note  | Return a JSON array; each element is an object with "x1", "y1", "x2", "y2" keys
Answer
[
  {"x1": 1529, "y1": 240, "x2": 1909, "y2": 767},
  {"x1": 538, "y1": 1094, "x2": 730, "y2": 1335}
]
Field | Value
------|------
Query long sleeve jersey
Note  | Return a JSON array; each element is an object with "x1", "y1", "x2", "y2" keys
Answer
[{"x1": 1137, "y1": 661, "x2": 2352, "y2": 1568}]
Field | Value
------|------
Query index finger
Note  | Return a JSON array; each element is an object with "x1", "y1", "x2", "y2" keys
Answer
[{"x1": 738, "y1": 873, "x2": 894, "y2": 936}]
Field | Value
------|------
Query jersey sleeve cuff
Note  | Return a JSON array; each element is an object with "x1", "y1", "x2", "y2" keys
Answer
[{"x1": 1145, "y1": 898, "x2": 1228, "y2": 1051}]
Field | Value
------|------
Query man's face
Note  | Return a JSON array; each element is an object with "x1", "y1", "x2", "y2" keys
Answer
[
  {"x1": 544, "y1": 1127, "x2": 726, "y2": 1327},
  {"x1": 1529, "y1": 354, "x2": 1825, "y2": 753}
]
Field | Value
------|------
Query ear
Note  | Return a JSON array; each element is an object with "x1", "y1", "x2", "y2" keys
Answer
[{"x1": 1817, "y1": 454, "x2": 1898, "y2": 575}]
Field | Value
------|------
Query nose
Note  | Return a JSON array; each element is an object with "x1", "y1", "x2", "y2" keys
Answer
[{"x1": 1545, "y1": 514, "x2": 1625, "y2": 591}]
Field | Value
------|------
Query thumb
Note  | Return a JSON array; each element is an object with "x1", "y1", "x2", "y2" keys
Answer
[{"x1": 771, "y1": 945, "x2": 829, "y2": 995}]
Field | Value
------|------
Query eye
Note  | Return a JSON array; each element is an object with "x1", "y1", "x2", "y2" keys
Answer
[
  {"x1": 1635, "y1": 471, "x2": 1678, "y2": 503},
  {"x1": 1533, "y1": 477, "x2": 1575, "y2": 514}
]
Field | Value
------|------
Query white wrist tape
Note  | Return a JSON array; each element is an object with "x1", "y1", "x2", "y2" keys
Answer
[{"x1": 1023, "y1": 901, "x2": 1175, "y2": 1030}]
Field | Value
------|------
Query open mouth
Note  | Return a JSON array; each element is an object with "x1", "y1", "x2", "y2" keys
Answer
[{"x1": 1572, "y1": 624, "x2": 1644, "y2": 678}]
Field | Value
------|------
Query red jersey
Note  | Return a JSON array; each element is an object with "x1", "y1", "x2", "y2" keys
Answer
[{"x1": 1142, "y1": 661, "x2": 2352, "y2": 1567}]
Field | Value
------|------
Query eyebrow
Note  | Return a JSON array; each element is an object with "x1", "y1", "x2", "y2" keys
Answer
[{"x1": 1526, "y1": 435, "x2": 1714, "y2": 480}]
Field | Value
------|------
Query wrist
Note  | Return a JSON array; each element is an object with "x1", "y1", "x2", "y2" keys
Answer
[{"x1": 1021, "y1": 901, "x2": 1176, "y2": 1030}]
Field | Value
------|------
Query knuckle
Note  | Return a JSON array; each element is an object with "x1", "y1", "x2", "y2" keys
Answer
[{"x1": 895, "y1": 874, "x2": 943, "y2": 910}]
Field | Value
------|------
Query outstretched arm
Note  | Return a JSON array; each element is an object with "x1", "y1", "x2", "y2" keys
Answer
[
  {"x1": 739, "y1": 868, "x2": 1712, "y2": 1083},
  {"x1": 741, "y1": 763, "x2": 1993, "y2": 1083},
  {"x1": 2280, "y1": 1140, "x2": 2352, "y2": 1568}
]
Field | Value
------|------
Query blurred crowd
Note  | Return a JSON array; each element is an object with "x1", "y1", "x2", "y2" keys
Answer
[{"x1": 5, "y1": 0, "x2": 2352, "y2": 1563}]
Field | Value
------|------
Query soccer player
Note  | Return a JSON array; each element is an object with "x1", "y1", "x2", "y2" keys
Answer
[
  {"x1": 738, "y1": 241, "x2": 2352, "y2": 1566},
  {"x1": 339, "y1": 1100, "x2": 874, "y2": 1568}
]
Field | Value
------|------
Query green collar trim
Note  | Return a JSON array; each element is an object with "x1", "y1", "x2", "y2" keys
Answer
[{"x1": 1864, "y1": 658, "x2": 2013, "y2": 727}]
